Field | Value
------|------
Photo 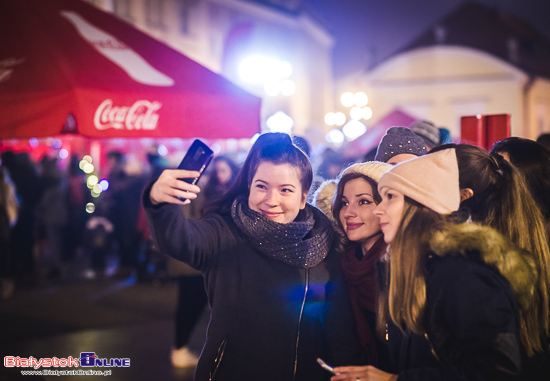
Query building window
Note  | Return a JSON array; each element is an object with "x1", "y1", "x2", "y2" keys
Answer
[
  {"x1": 146, "y1": 0, "x2": 165, "y2": 30},
  {"x1": 113, "y1": 0, "x2": 133, "y2": 22},
  {"x1": 179, "y1": 0, "x2": 190, "y2": 35}
]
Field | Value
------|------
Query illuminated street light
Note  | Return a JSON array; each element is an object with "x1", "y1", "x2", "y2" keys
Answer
[
  {"x1": 334, "y1": 112, "x2": 347, "y2": 126},
  {"x1": 239, "y1": 56, "x2": 292, "y2": 83},
  {"x1": 264, "y1": 81, "x2": 280, "y2": 96},
  {"x1": 280, "y1": 79, "x2": 296, "y2": 96},
  {"x1": 342, "y1": 120, "x2": 367, "y2": 141},
  {"x1": 340, "y1": 92, "x2": 355, "y2": 108},
  {"x1": 362, "y1": 106, "x2": 373, "y2": 120},
  {"x1": 354, "y1": 92, "x2": 368, "y2": 107},
  {"x1": 350, "y1": 106, "x2": 363, "y2": 120},
  {"x1": 266, "y1": 111, "x2": 294, "y2": 134},
  {"x1": 324, "y1": 112, "x2": 336, "y2": 126},
  {"x1": 326, "y1": 128, "x2": 345, "y2": 144}
]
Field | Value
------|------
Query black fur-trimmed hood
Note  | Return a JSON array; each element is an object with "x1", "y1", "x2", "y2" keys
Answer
[{"x1": 429, "y1": 223, "x2": 537, "y2": 311}]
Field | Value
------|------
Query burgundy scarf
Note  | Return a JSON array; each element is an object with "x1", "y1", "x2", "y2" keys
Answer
[{"x1": 340, "y1": 235, "x2": 387, "y2": 365}]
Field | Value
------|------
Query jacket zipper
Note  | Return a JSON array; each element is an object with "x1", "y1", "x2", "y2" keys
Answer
[
  {"x1": 292, "y1": 268, "x2": 309, "y2": 381},
  {"x1": 209, "y1": 337, "x2": 227, "y2": 381}
]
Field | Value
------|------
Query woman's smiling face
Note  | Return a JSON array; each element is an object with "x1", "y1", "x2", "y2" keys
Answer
[
  {"x1": 339, "y1": 178, "x2": 382, "y2": 249},
  {"x1": 248, "y1": 161, "x2": 307, "y2": 224}
]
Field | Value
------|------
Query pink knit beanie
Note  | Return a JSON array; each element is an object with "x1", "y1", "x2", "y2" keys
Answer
[{"x1": 378, "y1": 148, "x2": 460, "y2": 214}]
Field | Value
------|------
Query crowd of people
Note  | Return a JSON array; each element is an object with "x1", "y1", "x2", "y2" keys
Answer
[
  {"x1": 0, "y1": 148, "x2": 165, "y2": 298},
  {"x1": 1, "y1": 120, "x2": 550, "y2": 380},
  {"x1": 143, "y1": 120, "x2": 550, "y2": 380}
]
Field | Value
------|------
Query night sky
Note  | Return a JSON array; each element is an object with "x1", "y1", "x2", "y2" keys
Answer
[{"x1": 303, "y1": 0, "x2": 550, "y2": 79}]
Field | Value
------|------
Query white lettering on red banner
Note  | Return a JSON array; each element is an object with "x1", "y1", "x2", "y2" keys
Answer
[{"x1": 94, "y1": 99, "x2": 162, "y2": 131}]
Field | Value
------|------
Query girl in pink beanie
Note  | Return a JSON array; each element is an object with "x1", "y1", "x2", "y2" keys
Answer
[{"x1": 330, "y1": 149, "x2": 538, "y2": 381}]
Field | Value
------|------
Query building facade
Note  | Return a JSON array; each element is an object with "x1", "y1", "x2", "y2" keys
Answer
[{"x1": 336, "y1": 2, "x2": 550, "y2": 141}]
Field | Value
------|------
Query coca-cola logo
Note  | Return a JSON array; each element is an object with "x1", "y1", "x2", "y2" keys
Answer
[{"x1": 94, "y1": 99, "x2": 162, "y2": 130}]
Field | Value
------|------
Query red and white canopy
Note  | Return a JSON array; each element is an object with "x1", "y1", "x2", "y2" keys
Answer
[{"x1": 0, "y1": 0, "x2": 262, "y2": 139}]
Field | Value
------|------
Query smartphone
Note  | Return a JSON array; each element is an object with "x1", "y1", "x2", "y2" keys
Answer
[
  {"x1": 316, "y1": 358, "x2": 336, "y2": 374},
  {"x1": 177, "y1": 139, "x2": 214, "y2": 183},
  {"x1": 176, "y1": 139, "x2": 213, "y2": 200}
]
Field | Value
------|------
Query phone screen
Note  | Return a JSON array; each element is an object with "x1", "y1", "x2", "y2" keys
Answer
[{"x1": 316, "y1": 358, "x2": 336, "y2": 374}]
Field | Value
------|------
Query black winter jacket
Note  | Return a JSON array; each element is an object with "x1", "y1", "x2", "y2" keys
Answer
[
  {"x1": 144, "y1": 192, "x2": 362, "y2": 381},
  {"x1": 388, "y1": 223, "x2": 538, "y2": 381}
]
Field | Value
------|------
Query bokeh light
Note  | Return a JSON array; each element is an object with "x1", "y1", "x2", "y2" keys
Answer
[
  {"x1": 86, "y1": 175, "x2": 99, "y2": 188},
  {"x1": 86, "y1": 202, "x2": 95, "y2": 214},
  {"x1": 342, "y1": 120, "x2": 367, "y2": 141},
  {"x1": 354, "y1": 92, "x2": 368, "y2": 107},
  {"x1": 362, "y1": 106, "x2": 373, "y2": 120},
  {"x1": 324, "y1": 112, "x2": 336, "y2": 126},
  {"x1": 83, "y1": 163, "x2": 94, "y2": 174},
  {"x1": 266, "y1": 111, "x2": 294, "y2": 134},
  {"x1": 334, "y1": 112, "x2": 347, "y2": 126},
  {"x1": 99, "y1": 179, "x2": 109, "y2": 191},
  {"x1": 350, "y1": 106, "x2": 363, "y2": 120},
  {"x1": 340, "y1": 92, "x2": 355, "y2": 107},
  {"x1": 326, "y1": 128, "x2": 345, "y2": 144},
  {"x1": 280, "y1": 79, "x2": 296, "y2": 96}
]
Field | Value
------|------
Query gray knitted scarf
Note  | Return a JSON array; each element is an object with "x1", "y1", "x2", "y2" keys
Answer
[{"x1": 231, "y1": 199, "x2": 333, "y2": 268}]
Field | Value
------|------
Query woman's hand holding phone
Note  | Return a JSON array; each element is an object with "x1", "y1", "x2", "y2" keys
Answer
[
  {"x1": 150, "y1": 139, "x2": 213, "y2": 205},
  {"x1": 150, "y1": 169, "x2": 202, "y2": 205}
]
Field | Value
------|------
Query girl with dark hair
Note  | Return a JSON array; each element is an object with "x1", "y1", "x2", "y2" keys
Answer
[
  {"x1": 201, "y1": 155, "x2": 239, "y2": 207},
  {"x1": 491, "y1": 137, "x2": 550, "y2": 228},
  {"x1": 431, "y1": 142, "x2": 550, "y2": 380},
  {"x1": 313, "y1": 162, "x2": 392, "y2": 369},
  {"x1": 144, "y1": 132, "x2": 360, "y2": 381},
  {"x1": 331, "y1": 149, "x2": 537, "y2": 381}
]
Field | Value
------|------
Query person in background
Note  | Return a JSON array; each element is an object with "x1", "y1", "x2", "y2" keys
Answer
[
  {"x1": 309, "y1": 147, "x2": 349, "y2": 203},
  {"x1": 313, "y1": 161, "x2": 392, "y2": 370},
  {"x1": 37, "y1": 156, "x2": 69, "y2": 279},
  {"x1": 144, "y1": 132, "x2": 361, "y2": 380},
  {"x1": 409, "y1": 120, "x2": 440, "y2": 151},
  {"x1": 332, "y1": 149, "x2": 537, "y2": 381},
  {"x1": 1, "y1": 151, "x2": 40, "y2": 285},
  {"x1": 374, "y1": 126, "x2": 427, "y2": 165},
  {"x1": 491, "y1": 137, "x2": 550, "y2": 233},
  {"x1": 431, "y1": 142, "x2": 550, "y2": 380},
  {"x1": 83, "y1": 198, "x2": 114, "y2": 278},
  {"x1": 292, "y1": 135, "x2": 311, "y2": 158},
  {"x1": 171, "y1": 154, "x2": 240, "y2": 368},
  {"x1": 105, "y1": 151, "x2": 144, "y2": 279},
  {"x1": 0, "y1": 163, "x2": 19, "y2": 299},
  {"x1": 64, "y1": 155, "x2": 89, "y2": 261},
  {"x1": 438, "y1": 127, "x2": 453, "y2": 145}
]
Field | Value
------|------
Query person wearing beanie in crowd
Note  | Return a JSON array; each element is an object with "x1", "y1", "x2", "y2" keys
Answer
[
  {"x1": 374, "y1": 127, "x2": 427, "y2": 165},
  {"x1": 409, "y1": 120, "x2": 440, "y2": 150},
  {"x1": 313, "y1": 161, "x2": 392, "y2": 370},
  {"x1": 330, "y1": 149, "x2": 538, "y2": 381}
]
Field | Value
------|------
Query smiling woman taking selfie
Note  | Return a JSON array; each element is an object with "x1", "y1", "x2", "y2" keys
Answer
[{"x1": 143, "y1": 132, "x2": 360, "y2": 381}]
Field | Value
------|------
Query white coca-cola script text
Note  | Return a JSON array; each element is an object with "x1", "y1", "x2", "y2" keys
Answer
[{"x1": 94, "y1": 99, "x2": 162, "y2": 130}]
